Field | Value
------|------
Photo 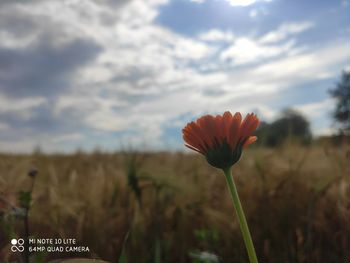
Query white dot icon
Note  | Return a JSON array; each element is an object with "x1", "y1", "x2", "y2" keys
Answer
[{"x1": 11, "y1": 239, "x2": 17, "y2": 245}]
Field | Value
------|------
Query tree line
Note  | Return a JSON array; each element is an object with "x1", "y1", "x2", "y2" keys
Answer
[{"x1": 255, "y1": 70, "x2": 350, "y2": 147}]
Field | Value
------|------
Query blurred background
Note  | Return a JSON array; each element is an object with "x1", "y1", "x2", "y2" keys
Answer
[{"x1": 0, "y1": 0, "x2": 350, "y2": 262}]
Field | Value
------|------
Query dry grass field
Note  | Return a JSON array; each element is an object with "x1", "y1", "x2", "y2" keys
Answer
[{"x1": 1, "y1": 143, "x2": 350, "y2": 263}]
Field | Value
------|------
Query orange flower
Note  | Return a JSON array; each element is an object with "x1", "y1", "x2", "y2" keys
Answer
[{"x1": 182, "y1": 111, "x2": 259, "y2": 169}]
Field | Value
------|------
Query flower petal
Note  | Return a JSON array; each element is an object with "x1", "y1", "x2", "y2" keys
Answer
[
  {"x1": 185, "y1": 144, "x2": 204, "y2": 154},
  {"x1": 222, "y1": 111, "x2": 233, "y2": 139},
  {"x1": 243, "y1": 136, "x2": 257, "y2": 147},
  {"x1": 183, "y1": 122, "x2": 206, "y2": 152},
  {"x1": 228, "y1": 112, "x2": 242, "y2": 148},
  {"x1": 239, "y1": 113, "x2": 259, "y2": 140},
  {"x1": 197, "y1": 115, "x2": 217, "y2": 148}
]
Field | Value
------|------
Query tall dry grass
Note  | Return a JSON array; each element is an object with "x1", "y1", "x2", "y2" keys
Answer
[{"x1": 0, "y1": 143, "x2": 349, "y2": 262}]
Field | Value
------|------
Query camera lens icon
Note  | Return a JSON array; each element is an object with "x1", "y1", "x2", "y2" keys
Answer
[{"x1": 11, "y1": 238, "x2": 25, "y2": 252}]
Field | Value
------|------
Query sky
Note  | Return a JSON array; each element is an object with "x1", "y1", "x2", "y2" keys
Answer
[{"x1": 0, "y1": 0, "x2": 349, "y2": 153}]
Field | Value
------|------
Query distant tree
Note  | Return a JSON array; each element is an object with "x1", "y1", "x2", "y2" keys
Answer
[
  {"x1": 329, "y1": 71, "x2": 350, "y2": 133},
  {"x1": 256, "y1": 109, "x2": 312, "y2": 147}
]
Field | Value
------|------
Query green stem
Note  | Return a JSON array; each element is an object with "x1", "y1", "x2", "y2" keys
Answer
[{"x1": 223, "y1": 167, "x2": 259, "y2": 263}]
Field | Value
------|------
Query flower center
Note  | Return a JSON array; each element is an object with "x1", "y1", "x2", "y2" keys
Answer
[{"x1": 205, "y1": 140, "x2": 244, "y2": 169}]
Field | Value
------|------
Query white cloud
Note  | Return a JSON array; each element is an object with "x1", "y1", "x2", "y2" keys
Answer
[
  {"x1": 296, "y1": 99, "x2": 335, "y2": 118},
  {"x1": 0, "y1": 30, "x2": 37, "y2": 48},
  {"x1": 218, "y1": 22, "x2": 314, "y2": 66},
  {"x1": 190, "y1": 0, "x2": 206, "y2": 3},
  {"x1": 295, "y1": 99, "x2": 336, "y2": 136},
  {"x1": 52, "y1": 133, "x2": 85, "y2": 143},
  {"x1": 0, "y1": 133, "x2": 84, "y2": 153},
  {"x1": 249, "y1": 9, "x2": 258, "y2": 17},
  {"x1": 189, "y1": 0, "x2": 272, "y2": 6},
  {"x1": 220, "y1": 38, "x2": 295, "y2": 65},
  {"x1": 198, "y1": 29, "x2": 234, "y2": 42},
  {"x1": 226, "y1": 0, "x2": 272, "y2": 7},
  {"x1": 260, "y1": 22, "x2": 314, "y2": 44},
  {"x1": 0, "y1": 95, "x2": 46, "y2": 115},
  {"x1": 253, "y1": 41, "x2": 350, "y2": 80}
]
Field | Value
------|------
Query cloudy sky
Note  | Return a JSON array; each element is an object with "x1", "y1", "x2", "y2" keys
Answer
[{"x1": 0, "y1": 0, "x2": 349, "y2": 153}]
